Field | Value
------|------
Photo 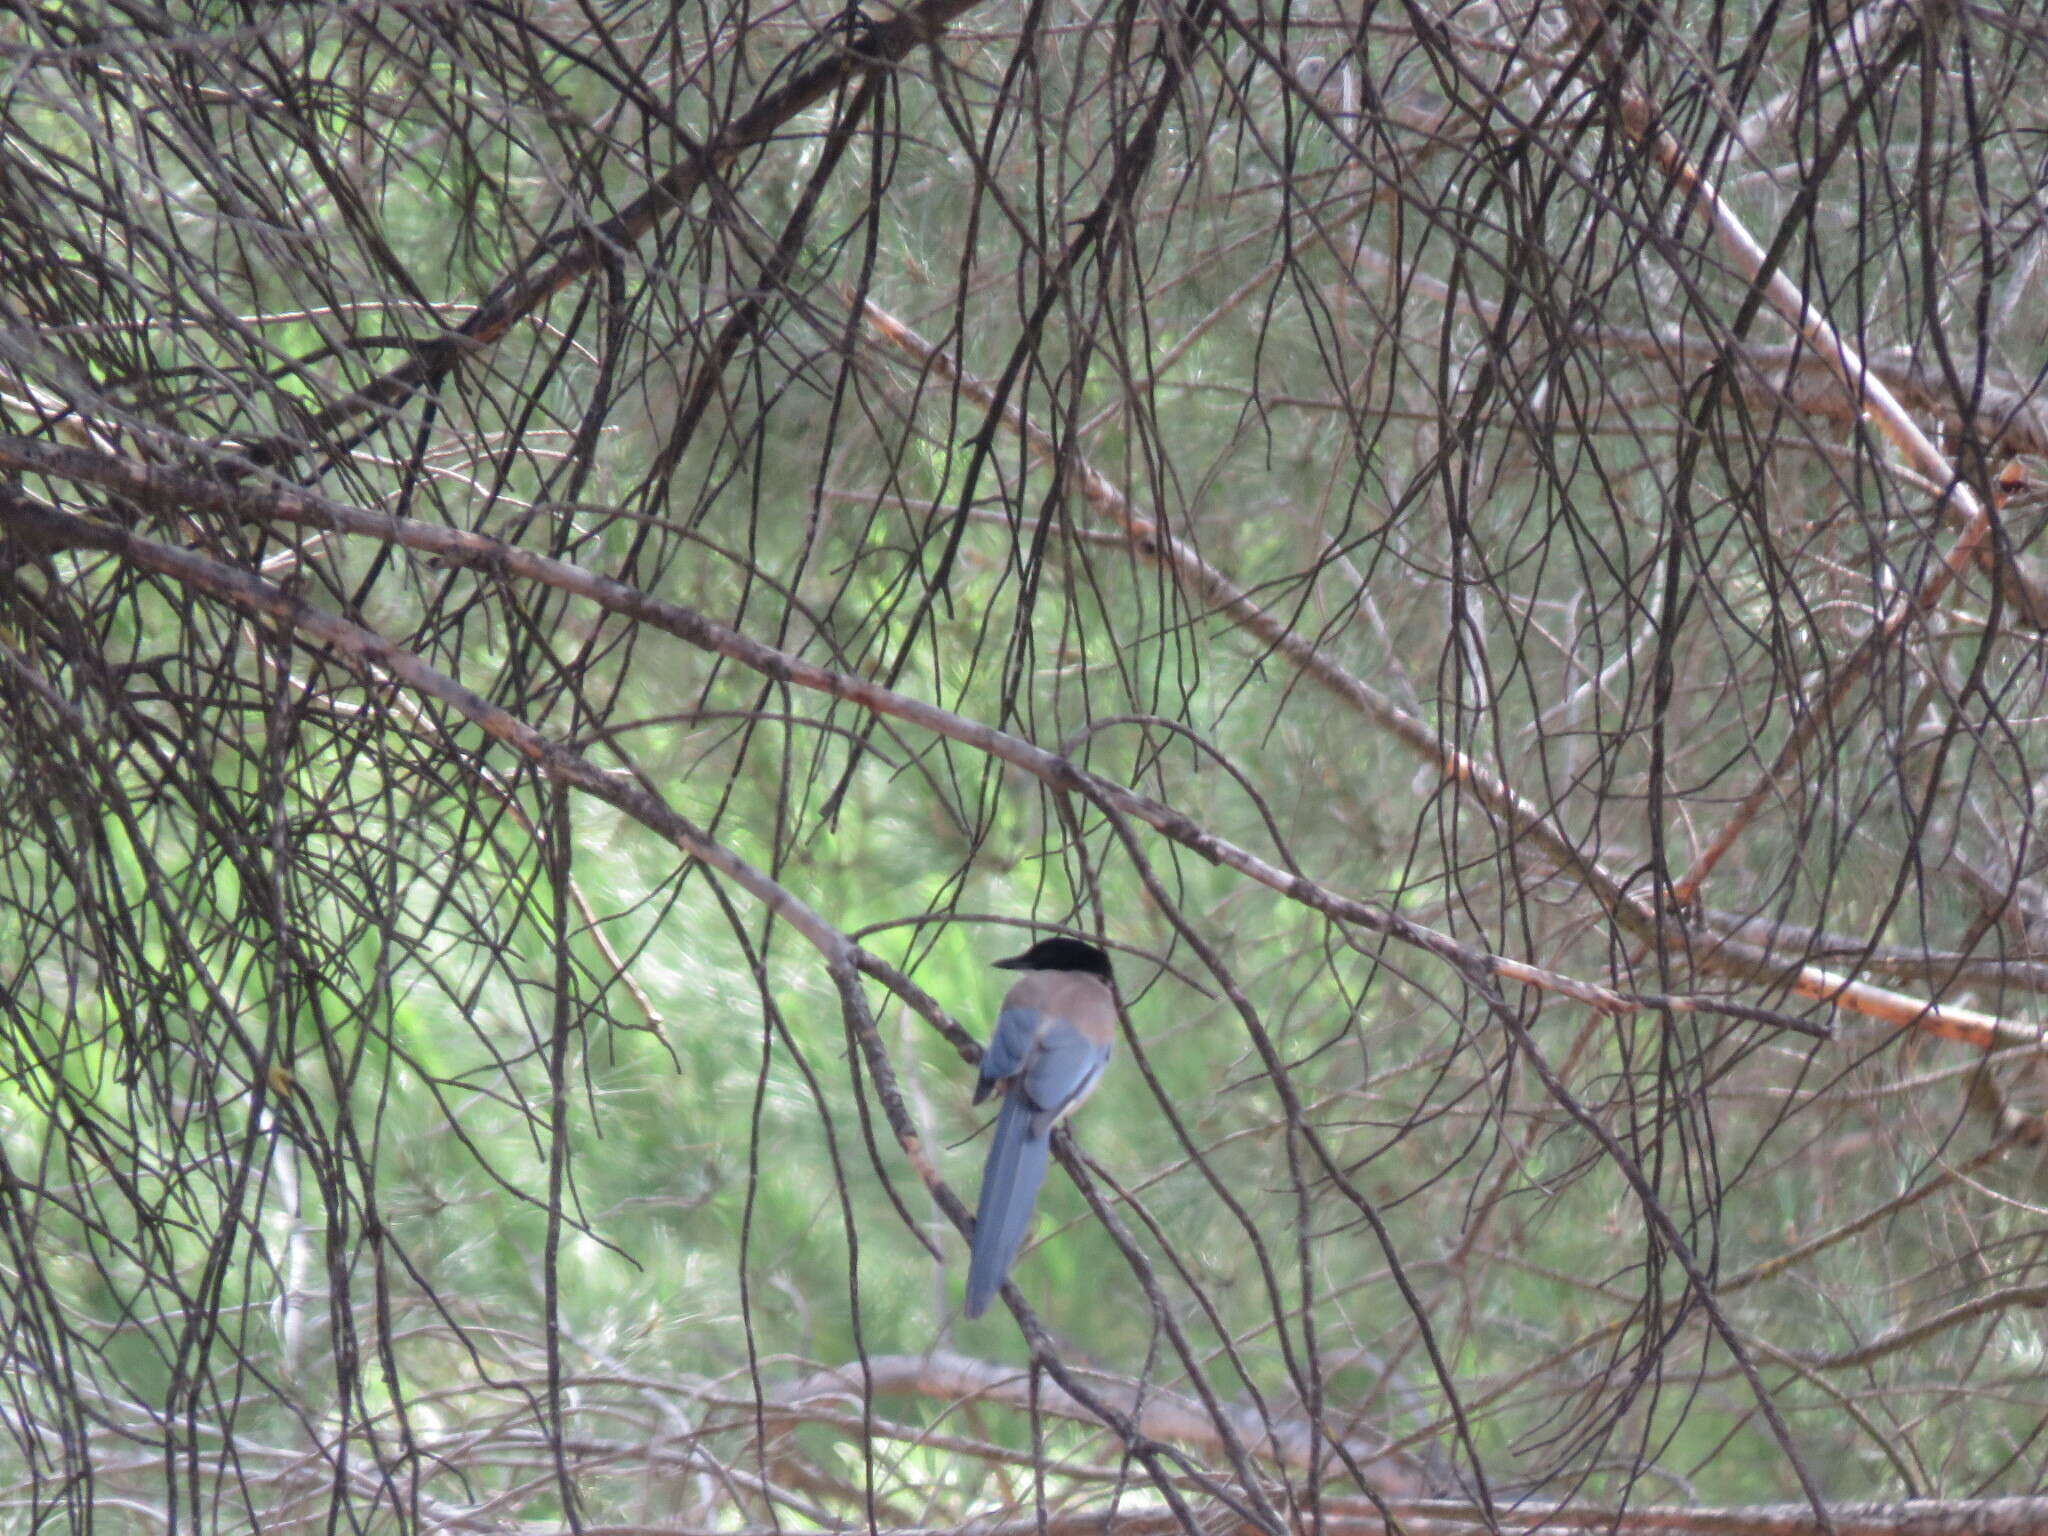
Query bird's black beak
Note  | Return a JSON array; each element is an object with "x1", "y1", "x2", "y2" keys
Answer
[{"x1": 992, "y1": 952, "x2": 1030, "y2": 970}]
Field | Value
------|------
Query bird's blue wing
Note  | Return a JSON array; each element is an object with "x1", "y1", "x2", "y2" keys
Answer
[
  {"x1": 1017, "y1": 1020, "x2": 1111, "y2": 1135},
  {"x1": 974, "y1": 1003, "x2": 1044, "y2": 1103}
]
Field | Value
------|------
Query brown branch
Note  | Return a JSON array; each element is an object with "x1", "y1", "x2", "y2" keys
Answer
[
  {"x1": 1701, "y1": 910, "x2": 2048, "y2": 998},
  {"x1": 1776, "y1": 1283, "x2": 2048, "y2": 1373},
  {"x1": 1590, "y1": 326, "x2": 2048, "y2": 477},
  {"x1": 1639, "y1": 932, "x2": 2038, "y2": 1051},
  {"x1": 790, "y1": 1350, "x2": 1422, "y2": 1488}
]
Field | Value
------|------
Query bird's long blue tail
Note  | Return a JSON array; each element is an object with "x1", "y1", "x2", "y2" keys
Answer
[{"x1": 964, "y1": 1092, "x2": 1050, "y2": 1318}]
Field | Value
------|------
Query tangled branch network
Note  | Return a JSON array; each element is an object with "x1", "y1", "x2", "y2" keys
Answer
[{"x1": 2, "y1": 0, "x2": 2048, "y2": 1532}]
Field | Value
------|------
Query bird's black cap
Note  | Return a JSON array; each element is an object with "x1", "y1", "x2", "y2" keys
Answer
[{"x1": 993, "y1": 936, "x2": 1114, "y2": 979}]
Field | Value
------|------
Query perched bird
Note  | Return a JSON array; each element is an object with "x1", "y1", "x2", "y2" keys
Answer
[{"x1": 964, "y1": 936, "x2": 1117, "y2": 1319}]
